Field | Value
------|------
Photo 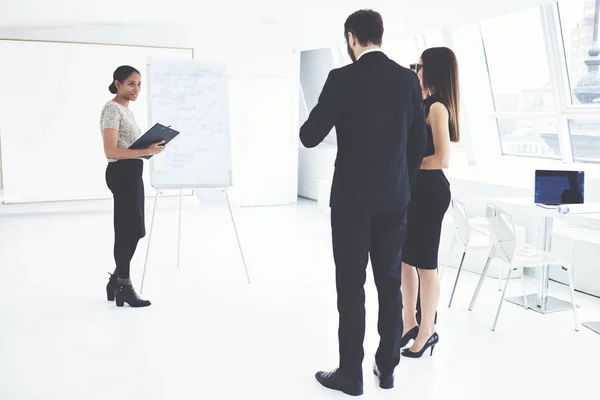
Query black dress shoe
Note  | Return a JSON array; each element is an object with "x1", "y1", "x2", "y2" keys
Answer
[
  {"x1": 373, "y1": 363, "x2": 394, "y2": 389},
  {"x1": 315, "y1": 369, "x2": 363, "y2": 396}
]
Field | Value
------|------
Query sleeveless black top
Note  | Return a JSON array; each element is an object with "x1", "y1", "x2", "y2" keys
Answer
[{"x1": 422, "y1": 95, "x2": 449, "y2": 157}]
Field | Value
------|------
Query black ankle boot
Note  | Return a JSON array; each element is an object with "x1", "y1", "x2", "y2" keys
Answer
[
  {"x1": 106, "y1": 273, "x2": 118, "y2": 301},
  {"x1": 115, "y1": 283, "x2": 151, "y2": 308}
]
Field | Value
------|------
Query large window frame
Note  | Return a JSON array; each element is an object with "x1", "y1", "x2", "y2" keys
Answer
[{"x1": 482, "y1": 2, "x2": 600, "y2": 166}]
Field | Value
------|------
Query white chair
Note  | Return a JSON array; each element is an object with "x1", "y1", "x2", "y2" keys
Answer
[
  {"x1": 446, "y1": 198, "x2": 492, "y2": 308},
  {"x1": 468, "y1": 205, "x2": 579, "y2": 332}
]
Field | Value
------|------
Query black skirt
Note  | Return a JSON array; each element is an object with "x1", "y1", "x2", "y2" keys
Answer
[
  {"x1": 105, "y1": 159, "x2": 146, "y2": 241},
  {"x1": 402, "y1": 169, "x2": 451, "y2": 270}
]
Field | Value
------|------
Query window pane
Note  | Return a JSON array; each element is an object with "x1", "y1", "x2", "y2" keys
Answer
[
  {"x1": 569, "y1": 119, "x2": 600, "y2": 161},
  {"x1": 497, "y1": 117, "x2": 561, "y2": 159},
  {"x1": 481, "y1": 7, "x2": 556, "y2": 112},
  {"x1": 558, "y1": 0, "x2": 600, "y2": 105}
]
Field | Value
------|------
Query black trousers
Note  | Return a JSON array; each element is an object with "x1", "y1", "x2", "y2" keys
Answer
[
  {"x1": 113, "y1": 240, "x2": 140, "y2": 280},
  {"x1": 330, "y1": 203, "x2": 408, "y2": 381},
  {"x1": 105, "y1": 159, "x2": 146, "y2": 280}
]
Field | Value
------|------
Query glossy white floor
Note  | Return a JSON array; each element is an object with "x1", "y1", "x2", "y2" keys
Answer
[{"x1": 0, "y1": 197, "x2": 598, "y2": 400}]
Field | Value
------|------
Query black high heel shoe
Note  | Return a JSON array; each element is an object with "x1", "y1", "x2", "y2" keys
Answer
[
  {"x1": 115, "y1": 283, "x2": 151, "y2": 308},
  {"x1": 400, "y1": 326, "x2": 419, "y2": 348},
  {"x1": 401, "y1": 332, "x2": 439, "y2": 358},
  {"x1": 106, "y1": 272, "x2": 118, "y2": 301}
]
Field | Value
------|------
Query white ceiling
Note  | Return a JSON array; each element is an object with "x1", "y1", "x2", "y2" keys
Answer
[
  {"x1": 0, "y1": 0, "x2": 556, "y2": 48},
  {"x1": 0, "y1": 0, "x2": 555, "y2": 25}
]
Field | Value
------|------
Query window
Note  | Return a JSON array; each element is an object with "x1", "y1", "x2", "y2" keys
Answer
[
  {"x1": 495, "y1": 117, "x2": 561, "y2": 159},
  {"x1": 481, "y1": 7, "x2": 555, "y2": 112},
  {"x1": 445, "y1": 2, "x2": 600, "y2": 165},
  {"x1": 568, "y1": 119, "x2": 600, "y2": 162},
  {"x1": 480, "y1": 7, "x2": 561, "y2": 160},
  {"x1": 558, "y1": 0, "x2": 600, "y2": 105}
]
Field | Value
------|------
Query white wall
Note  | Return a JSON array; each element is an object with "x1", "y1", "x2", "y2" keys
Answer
[
  {"x1": 299, "y1": 48, "x2": 338, "y2": 146},
  {"x1": 0, "y1": 0, "x2": 562, "y2": 207},
  {"x1": 209, "y1": 24, "x2": 301, "y2": 206},
  {"x1": 297, "y1": 47, "x2": 344, "y2": 199},
  {"x1": 0, "y1": 23, "x2": 300, "y2": 207},
  {"x1": 0, "y1": 39, "x2": 193, "y2": 203},
  {"x1": 0, "y1": 24, "x2": 195, "y2": 49},
  {"x1": 226, "y1": 68, "x2": 300, "y2": 206}
]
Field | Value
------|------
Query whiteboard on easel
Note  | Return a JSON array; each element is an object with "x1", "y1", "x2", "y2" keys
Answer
[{"x1": 146, "y1": 57, "x2": 232, "y2": 189}]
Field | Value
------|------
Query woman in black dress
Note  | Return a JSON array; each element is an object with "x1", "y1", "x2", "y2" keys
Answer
[{"x1": 400, "y1": 47, "x2": 461, "y2": 357}]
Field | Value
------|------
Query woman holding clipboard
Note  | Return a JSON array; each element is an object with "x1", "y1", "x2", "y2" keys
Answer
[{"x1": 101, "y1": 65, "x2": 164, "y2": 308}]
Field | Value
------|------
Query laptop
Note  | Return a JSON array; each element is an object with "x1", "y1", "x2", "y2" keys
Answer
[{"x1": 534, "y1": 169, "x2": 585, "y2": 208}]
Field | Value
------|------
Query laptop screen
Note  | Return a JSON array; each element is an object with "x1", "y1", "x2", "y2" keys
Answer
[{"x1": 534, "y1": 170, "x2": 585, "y2": 205}]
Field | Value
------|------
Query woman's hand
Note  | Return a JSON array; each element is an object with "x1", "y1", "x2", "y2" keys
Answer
[{"x1": 147, "y1": 140, "x2": 166, "y2": 155}]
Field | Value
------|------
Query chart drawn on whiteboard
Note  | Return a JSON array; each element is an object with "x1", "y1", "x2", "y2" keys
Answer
[
  {"x1": 142, "y1": 58, "x2": 248, "y2": 290},
  {"x1": 147, "y1": 58, "x2": 232, "y2": 174}
]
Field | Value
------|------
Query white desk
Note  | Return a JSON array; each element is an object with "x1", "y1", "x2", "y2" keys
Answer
[{"x1": 478, "y1": 197, "x2": 600, "y2": 334}]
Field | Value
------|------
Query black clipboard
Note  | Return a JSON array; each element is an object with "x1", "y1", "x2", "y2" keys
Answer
[{"x1": 129, "y1": 123, "x2": 180, "y2": 159}]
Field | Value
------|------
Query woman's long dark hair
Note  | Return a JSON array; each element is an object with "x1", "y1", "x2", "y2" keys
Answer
[{"x1": 420, "y1": 47, "x2": 460, "y2": 142}]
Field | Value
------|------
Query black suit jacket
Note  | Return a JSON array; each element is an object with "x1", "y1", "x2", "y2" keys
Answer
[{"x1": 300, "y1": 51, "x2": 427, "y2": 211}]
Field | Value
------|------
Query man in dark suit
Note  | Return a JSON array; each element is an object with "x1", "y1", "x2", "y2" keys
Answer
[{"x1": 299, "y1": 9, "x2": 427, "y2": 396}]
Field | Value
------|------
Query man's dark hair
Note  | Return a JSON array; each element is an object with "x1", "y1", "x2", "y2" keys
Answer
[{"x1": 344, "y1": 9, "x2": 384, "y2": 46}]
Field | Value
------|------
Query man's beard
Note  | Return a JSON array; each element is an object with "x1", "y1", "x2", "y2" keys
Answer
[{"x1": 347, "y1": 43, "x2": 356, "y2": 62}]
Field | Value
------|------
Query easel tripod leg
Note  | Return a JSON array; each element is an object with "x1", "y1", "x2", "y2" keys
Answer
[
  {"x1": 141, "y1": 191, "x2": 159, "y2": 293},
  {"x1": 224, "y1": 190, "x2": 251, "y2": 284}
]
